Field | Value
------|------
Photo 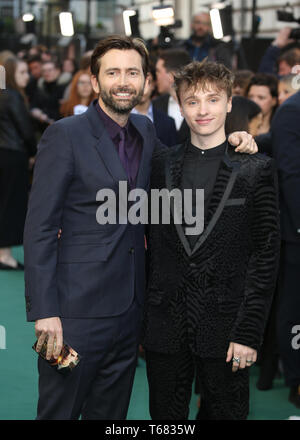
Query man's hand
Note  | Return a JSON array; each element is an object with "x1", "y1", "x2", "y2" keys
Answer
[
  {"x1": 228, "y1": 131, "x2": 258, "y2": 154},
  {"x1": 35, "y1": 317, "x2": 63, "y2": 360},
  {"x1": 272, "y1": 27, "x2": 294, "y2": 49},
  {"x1": 226, "y1": 342, "x2": 257, "y2": 372}
]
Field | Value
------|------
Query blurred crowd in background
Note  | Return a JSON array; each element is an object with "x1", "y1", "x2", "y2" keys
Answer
[{"x1": 1, "y1": 10, "x2": 300, "y2": 415}]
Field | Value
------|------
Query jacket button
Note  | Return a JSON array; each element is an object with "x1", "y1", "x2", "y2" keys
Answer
[{"x1": 129, "y1": 247, "x2": 135, "y2": 254}]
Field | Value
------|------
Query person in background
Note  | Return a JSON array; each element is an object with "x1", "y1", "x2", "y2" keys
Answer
[
  {"x1": 132, "y1": 65, "x2": 177, "y2": 147},
  {"x1": 225, "y1": 96, "x2": 262, "y2": 137},
  {"x1": 258, "y1": 27, "x2": 300, "y2": 76},
  {"x1": 0, "y1": 57, "x2": 36, "y2": 270},
  {"x1": 60, "y1": 70, "x2": 97, "y2": 117},
  {"x1": 232, "y1": 70, "x2": 254, "y2": 96},
  {"x1": 271, "y1": 90, "x2": 300, "y2": 409},
  {"x1": 277, "y1": 48, "x2": 300, "y2": 77},
  {"x1": 278, "y1": 74, "x2": 299, "y2": 105},
  {"x1": 180, "y1": 11, "x2": 233, "y2": 69},
  {"x1": 153, "y1": 49, "x2": 191, "y2": 143},
  {"x1": 30, "y1": 60, "x2": 70, "y2": 123},
  {"x1": 26, "y1": 55, "x2": 43, "y2": 105},
  {"x1": 62, "y1": 58, "x2": 78, "y2": 77},
  {"x1": 246, "y1": 73, "x2": 278, "y2": 135}
]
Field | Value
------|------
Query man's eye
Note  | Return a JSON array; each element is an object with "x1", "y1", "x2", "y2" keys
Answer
[
  {"x1": 188, "y1": 101, "x2": 197, "y2": 105},
  {"x1": 130, "y1": 71, "x2": 138, "y2": 76}
]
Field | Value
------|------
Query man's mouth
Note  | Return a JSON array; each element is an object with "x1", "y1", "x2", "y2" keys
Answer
[
  {"x1": 196, "y1": 118, "x2": 213, "y2": 125},
  {"x1": 113, "y1": 91, "x2": 134, "y2": 99}
]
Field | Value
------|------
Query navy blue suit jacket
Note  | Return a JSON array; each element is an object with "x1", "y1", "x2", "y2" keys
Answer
[
  {"x1": 24, "y1": 101, "x2": 162, "y2": 321},
  {"x1": 271, "y1": 91, "x2": 300, "y2": 244},
  {"x1": 152, "y1": 107, "x2": 178, "y2": 147}
]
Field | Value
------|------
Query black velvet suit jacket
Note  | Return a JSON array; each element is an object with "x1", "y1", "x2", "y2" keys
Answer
[{"x1": 143, "y1": 142, "x2": 281, "y2": 358}]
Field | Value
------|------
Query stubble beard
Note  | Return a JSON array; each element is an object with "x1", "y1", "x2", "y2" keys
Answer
[{"x1": 99, "y1": 85, "x2": 145, "y2": 115}]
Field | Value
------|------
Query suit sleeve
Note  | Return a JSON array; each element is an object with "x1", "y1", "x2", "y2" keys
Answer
[
  {"x1": 271, "y1": 103, "x2": 300, "y2": 235},
  {"x1": 24, "y1": 121, "x2": 74, "y2": 321},
  {"x1": 229, "y1": 158, "x2": 281, "y2": 350}
]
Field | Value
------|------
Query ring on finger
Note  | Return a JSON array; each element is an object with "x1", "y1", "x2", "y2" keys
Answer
[{"x1": 233, "y1": 357, "x2": 240, "y2": 364}]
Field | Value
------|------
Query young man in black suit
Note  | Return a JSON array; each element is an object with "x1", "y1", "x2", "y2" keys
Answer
[{"x1": 143, "y1": 60, "x2": 281, "y2": 420}]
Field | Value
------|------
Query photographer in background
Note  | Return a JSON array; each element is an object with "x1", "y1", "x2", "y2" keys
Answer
[
  {"x1": 259, "y1": 27, "x2": 300, "y2": 76},
  {"x1": 179, "y1": 11, "x2": 233, "y2": 69}
]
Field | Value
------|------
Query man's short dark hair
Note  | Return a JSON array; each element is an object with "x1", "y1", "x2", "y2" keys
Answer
[
  {"x1": 158, "y1": 49, "x2": 191, "y2": 73},
  {"x1": 245, "y1": 73, "x2": 278, "y2": 98},
  {"x1": 278, "y1": 48, "x2": 300, "y2": 68},
  {"x1": 27, "y1": 55, "x2": 42, "y2": 65},
  {"x1": 90, "y1": 35, "x2": 149, "y2": 78},
  {"x1": 174, "y1": 60, "x2": 234, "y2": 104}
]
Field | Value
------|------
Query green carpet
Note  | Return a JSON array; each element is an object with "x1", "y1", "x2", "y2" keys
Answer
[{"x1": 0, "y1": 247, "x2": 299, "y2": 420}]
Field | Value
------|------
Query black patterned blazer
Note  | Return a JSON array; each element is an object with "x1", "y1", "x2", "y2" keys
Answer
[{"x1": 142, "y1": 142, "x2": 281, "y2": 358}]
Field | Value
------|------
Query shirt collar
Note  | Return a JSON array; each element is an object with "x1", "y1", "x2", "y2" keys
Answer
[
  {"x1": 188, "y1": 140, "x2": 227, "y2": 158},
  {"x1": 131, "y1": 103, "x2": 153, "y2": 122}
]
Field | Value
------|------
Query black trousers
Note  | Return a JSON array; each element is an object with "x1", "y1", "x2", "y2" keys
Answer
[
  {"x1": 277, "y1": 242, "x2": 300, "y2": 387},
  {"x1": 146, "y1": 350, "x2": 249, "y2": 420},
  {"x1": 37, "y1": 298, "x2": 142, "y2": 420}
]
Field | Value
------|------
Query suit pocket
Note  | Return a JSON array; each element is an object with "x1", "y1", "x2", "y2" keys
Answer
[
  {"x1": 58, "y1": 243, "x2": 108, "y2": 263},
  {"x1": 225, "y1": 198, "x2": 246, "y2": 206}
]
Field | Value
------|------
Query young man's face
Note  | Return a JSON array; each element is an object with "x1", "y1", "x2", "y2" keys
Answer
[
  {"x1": 179, "y1": 82, "x2": 232, "y2": 140},
  {"x1": 91, "y1": 49, "x2": 145, "y2": 115}
]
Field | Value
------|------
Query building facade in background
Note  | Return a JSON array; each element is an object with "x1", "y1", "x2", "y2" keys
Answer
[{"x1": 1, "y1": 0, "x2": 300, "y2": 41}]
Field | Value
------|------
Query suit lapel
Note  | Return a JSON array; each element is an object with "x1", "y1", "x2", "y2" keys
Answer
[
  {"x1": 129, "y1": 114, "x2": 151, "y2": 191},
  {"x1": 85, "y1": 102, "x2": 151, "y2": 191},
  {"x1": 85, "y1": 102, "x2": 128, "y2": 185},
  {"x1": 165, "y1": 141, "x2": 241, "y2": 257},
  {"x1": 165, "y1": 142, "x2": 193, "y2": 256}
]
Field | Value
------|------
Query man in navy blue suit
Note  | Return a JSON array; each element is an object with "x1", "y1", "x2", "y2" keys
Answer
[
  {"x1": 24, "y1": 35, "x2": 258, "y2": 420},
  {"x1": 271, "y1": 90, "x2": 300, "y2": 408},
  {"x1": 132, "y1": 67, "x2": 178, "y2": 147}
]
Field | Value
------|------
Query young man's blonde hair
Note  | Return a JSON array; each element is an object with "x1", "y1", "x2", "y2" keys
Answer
[{"x1": 174, "y1": 60, "x2": 234, "y2": 104}]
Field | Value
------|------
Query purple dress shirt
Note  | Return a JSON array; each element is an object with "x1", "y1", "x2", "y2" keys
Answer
[{"x1": 96, "y1": 102, "x2": 143, "y2": 189}]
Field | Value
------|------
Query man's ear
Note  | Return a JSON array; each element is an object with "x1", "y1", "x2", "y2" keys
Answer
[
  {"x1": 91, "y1": 75, "x2": 100, "y2": 94},
  {"x1": 227, "y1": 96, "x2": 232, "y2": 113}
]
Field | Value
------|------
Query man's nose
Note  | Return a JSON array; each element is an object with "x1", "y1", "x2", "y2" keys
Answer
[
  {"x1": 118, "y1": 72, "x2": 129, "y2": 87},
  {"x1": 197, "y1": 102, "x2": 209, "y2": 114}
]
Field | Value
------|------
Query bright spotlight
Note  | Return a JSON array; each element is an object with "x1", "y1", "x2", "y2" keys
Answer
[{"x1": 59, "y1": 12, "x2": 74, "y2": 37}]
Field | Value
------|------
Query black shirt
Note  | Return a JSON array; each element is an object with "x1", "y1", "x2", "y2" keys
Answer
[{"x1": 181, "y1": 140, "x2": 227, "y2": 246}]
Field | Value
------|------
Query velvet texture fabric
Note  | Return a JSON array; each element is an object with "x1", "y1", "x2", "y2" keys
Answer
[{"x1": 143, "y1": 142, "x2": 281, "y2": 358}]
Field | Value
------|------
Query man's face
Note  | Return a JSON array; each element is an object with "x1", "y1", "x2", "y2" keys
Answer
[
  {"x1": 278, "y1": 80, "x2": 295, "y2": 105},
  {"x1": 278, "y1": 60, "x2": 292, "y2": 77},
  {"x1": 155, "y1": 58, "x2": 173, "y2": 94},
  {"x1": 29, "y1": 61, "x2": 42, "y2": 79},
  {"x1": 91, "y1": 49, "x2": 145, "y2": 115},
  {"x1": 42, "y1": 62, "x2": 59, "y2": 83},
  {"x1": 139, "y1": 72, "x2": 156, "y2": 105},
  {"x1": 191, "y1": 13, "x2": 212, "y2": 38},
  {"x1": 179, "y1": 82, "x2": 232, "y2": 139}
]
